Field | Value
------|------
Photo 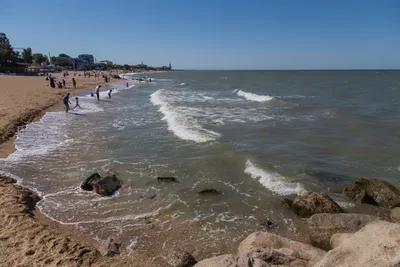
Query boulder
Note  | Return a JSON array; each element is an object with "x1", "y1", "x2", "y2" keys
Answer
[
  {"x1": 157, "y1": 177, "x2": 177, "y2": 182},
  {"x1": 198, "y1": 188, "x2": 222, "y2": 195},
  {"x1": 238, "y1": 231, "x2": 326, "y2": 267},
  {"x1": 390, "y1": 207, "x2": 400, "y2": 223},
  {"x1": 307, "y1": 213, "x2": 379, "y2": 250},
  {"x1": 106, "y1": 238, "x2": 121, "y2": 256},
  {"x1": 92, "y1": 175, "x2": 121, "y2": 196},
  {"x1": 194, "y1": 254, "x2": 236, "y2": 267},
  {"x1": 291, "y1": 191, "x2": 343, "y2": 217},
  {"x1": 344, "y1": 178, "x2": 400, "y2": 208},
  {"x1": 314, "y1": 220, "x2": 400, "y2": 267},
  {"x1": 161, "y1": 249, "x2": 197, "y2": 267},
  {"x1": 81, "y1": 173, "x2": 101, "y2": 191}
]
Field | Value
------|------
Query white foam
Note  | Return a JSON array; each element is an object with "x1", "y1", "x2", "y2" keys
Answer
[
  {"x1": 179, "y1": 83, "x2": 186, "y2": 86},
  {"x1": 244, "y1": 160, "x2": 305, "y2": 196},
  {"x1": 237, "y1": 90, "x2": 274, "y2": 102},
  {"x1": 150, "y1": 89, "x2": 221, "y2": 143}
]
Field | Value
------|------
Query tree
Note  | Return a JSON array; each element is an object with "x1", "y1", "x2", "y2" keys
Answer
[
  {"x1": 51, "y1": 56, "x2": 72, "y2": 67},
  {"x1": 0, "y1": 33, "x2": 15, "y2": 65},
  {"x1": 123, "y1": 64, "x2": 130, "y2": 70},
  {"x1": 22, "y1": 47, "x2": 33, "y2": 63},
  {"x1": 32, "y1": 53, "x2": 47, "y2": 64}
]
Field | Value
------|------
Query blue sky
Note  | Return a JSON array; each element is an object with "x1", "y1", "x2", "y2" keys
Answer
[{"x1": 1, "y1": 0, "x2": 399, "y2": 69}]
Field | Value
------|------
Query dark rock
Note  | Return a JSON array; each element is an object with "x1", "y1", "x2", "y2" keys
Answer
[
  {"x1": 106, "y1": 238, "x2": 121, "y2": 257},
  {"x1": 344, "y1": 178, "x2": 400, "y2": 208},
  {"x1": 81, "y1": 173, "x2": 101, "y2": 191},
  {"x1": 308, "y1": 213, "x2": 380, "y2": 250},
  {"x1": 157, "y1": 177, "x2": 177, "y2": 182},
  {"x1": 282, "y1": 195, "x2": 296, "y2": 208},
  {"x1": 92, "y1": 175, "x2": 121, "y2": 196},
  {"x1": 161, "y1": 249, "x2": 197, "y2": 267},
  {"x1": 259, "y1": 219, "x2": 275, "y2": 229},
  {"x1": 198, "y1": 188, "x2": 222, "y2": 195},
  {"x1": 291, "y1": 191, "x2": 344, "y2": 217}
]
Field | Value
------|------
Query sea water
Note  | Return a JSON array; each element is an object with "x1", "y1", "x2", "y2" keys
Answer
[{"x1": 1, "y1": 70, "x2": 399, "y2": 254}]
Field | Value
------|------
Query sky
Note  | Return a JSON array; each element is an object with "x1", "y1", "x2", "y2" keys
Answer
[{"x1": 1, "y1": 0, "x2": 399, "y2": 69}]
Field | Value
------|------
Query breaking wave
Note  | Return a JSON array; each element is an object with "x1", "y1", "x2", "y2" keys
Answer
[
  {"x1": 237, "y1": 90, "x2": 274, "y2": 102},
  {"x1": 244, "y1": 160, "x2": 305, "y2": 195},
  {"x1": 150, "y1": 89, "x2": 221, "y2": 143}
]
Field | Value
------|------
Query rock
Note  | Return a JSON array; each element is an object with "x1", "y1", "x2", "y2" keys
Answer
[
  {"x1": 238, "y1": 231, "x2": 326, "y2": 266},
  {"x1": 314, "y1": 220, "x2": 400, "y2": 267},
  {"x1": 291, "y1": 191, "x2": 343, "y2": 217},
  {"x1": 329, "y1": 233, "x2": 353, "y2": 249},
  {"x1": 236, "y1": 255, "x2": 268, "y2": 267},
  {"x1": 259, "y1": 219, "x2": 275, "y2": 229},
  {"x1": 390, "y1": 207, "x2": 400, "y2": 223},
  {"x1": 81, "y1": 173, "x2": 101, "y2": 191},
  {"x1": 140, "y1": 192, "x2": 157, "y2": 199},
  {"x1": 194, "y1": 254, "x2": 237, "y2": 267},
  {"x1": 157, "y1": 177, "x2": 177, "y2": 182},
  {"x1": 307, "y1": 213, "x2": 380, "y2": 250},
  {"x1": 344, "y1": 178, "x2": 400, "y2": 208},
  {"x1": 161, "y1": 249, "x2": 197, "y2": 267},
  {"x1": 92, "y1": 175, "x2": 121, "y2": 196},
  {"x1": 106, "y1": 238, "x2": 121, "y2": 256},
  {"x1": 198, "y1": 188, "x2": 222, "y2": 195}
]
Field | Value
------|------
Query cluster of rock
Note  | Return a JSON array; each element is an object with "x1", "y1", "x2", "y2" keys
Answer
[{"x1": 190, "y1": 178, "x2": 400, "y2": 267}]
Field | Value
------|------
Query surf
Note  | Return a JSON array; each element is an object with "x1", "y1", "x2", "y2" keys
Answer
[
  {"x1": 236, "y1": 90, "x2": 274, "y2": 102},
  {"x1": 150, "y1": 89, "x2": 221, "y2": 143}
]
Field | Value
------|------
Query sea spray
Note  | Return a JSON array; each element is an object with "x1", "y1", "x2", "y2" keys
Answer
[{"x1": 244, "y1": 160, "x2": 305, "y2": 195}]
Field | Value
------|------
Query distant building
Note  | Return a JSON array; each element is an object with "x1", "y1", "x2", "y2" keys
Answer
[
  {"x1": 98, "y1": 60, "x2": 113, "y2": 66},
  {"x1": 169, "y1": 62, "x2": 172, "y2": 70},
  {"x1": 78, "y1": 54, "x2": 95, "y2": 68}
]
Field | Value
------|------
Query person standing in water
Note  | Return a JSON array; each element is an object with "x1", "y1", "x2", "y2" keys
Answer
[
  {"x1": 73, "y1": 97, "x2": 81, "y2": 109},
  {"x1": 63, "y1": 93, "x2": 71, "y2": 112},
  {"x1": 108, "y1": 89, "x2": 112, "y2": 98},
  {"x1": 94, "y1": 85, "x2": 101, "y2": 101}
]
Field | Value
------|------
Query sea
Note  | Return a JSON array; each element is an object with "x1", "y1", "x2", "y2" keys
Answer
[{"x1": 1, "y1": 70, "x2": 399, "y2": 255}]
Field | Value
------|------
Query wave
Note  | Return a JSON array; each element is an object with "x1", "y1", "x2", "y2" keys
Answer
[
  {"x1": 150, "y1": 89, "x2": 221, "y2": 143},
  {"x1": 244, "y1": 160, "x2": 305, "y2": 196},
  {"x1": 236, "y1": 90, "x2": 274, "y2": 102}
]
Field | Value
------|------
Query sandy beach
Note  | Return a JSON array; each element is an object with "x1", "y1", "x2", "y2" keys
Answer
[{"x1": 0, "y1": 73, "x2": 144, "y2": 266}]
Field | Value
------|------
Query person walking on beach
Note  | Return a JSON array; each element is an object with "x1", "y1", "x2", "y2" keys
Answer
[
  {"x1": 95, "y1": 85, "x2": 101, "y2": 101},
  {"x1": 73, "y1": 97, "x2": 81, "y2": 109},
  {"x1": 63, "y1": 93, "x2": 71, "y2": 112},
  {"x1": 62, "y1": 79, "x2": 66, "y2": 88},
  {"x1": 49, "y1": 76, "x2": 55, "y2": 88},
  {"x1": 72, "y1": 77, "x2": 77, "y2": 89}
]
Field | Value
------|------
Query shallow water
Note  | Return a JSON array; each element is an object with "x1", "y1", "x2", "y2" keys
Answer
[{"x1": 1, "y1": 70, "x2": 399, "y2": 253}]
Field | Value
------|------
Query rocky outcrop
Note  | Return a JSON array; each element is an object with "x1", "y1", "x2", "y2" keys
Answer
[
  {"x1": 314, "y1": 220, "x2": 400, "y2": 267},
  {"x1": 81, "y1": 173, "x2": 121, "y2": 196},
  {"x1": 307, "y1": 213, "x2": 379, "y2": 250},
  {"x1": 290, "y1": 191, "x2": 343, "y2": 217},
  {"x1": 390, "y1": 207, "x2": 400, "y2": 223},
  {"x1": 237, "y1": 231, "x2": 326, "y2": 266},
  {"x1": 344, "y1": 178, "x2": 400, "y2": 208}
]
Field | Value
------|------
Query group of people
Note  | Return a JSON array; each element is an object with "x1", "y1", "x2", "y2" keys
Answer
[
  {"x1": 63, "y1": 85, "x2": 113, "y2": 112},
  {"x1": 47, "y1": 74, "x2": 77, "y2": 89}
]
